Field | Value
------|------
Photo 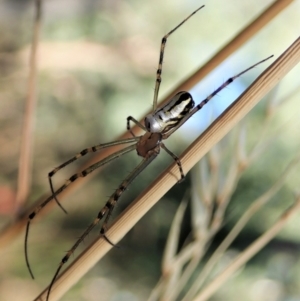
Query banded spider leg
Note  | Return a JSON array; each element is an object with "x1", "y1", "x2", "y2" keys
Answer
[{"x1": 24, "y1": 137, "x2": 140, "y2": 278}]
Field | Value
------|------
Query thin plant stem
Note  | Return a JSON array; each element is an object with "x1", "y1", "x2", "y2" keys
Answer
[
  {"x1": 15, "y1": 0, "x2": 42, "y2": 212},
  {"x1": 183, "y1": 154, "x2": 300, "y2": 301},
  {"x1": 192, "y1": 195, "x2": 300, "y2": 301}
]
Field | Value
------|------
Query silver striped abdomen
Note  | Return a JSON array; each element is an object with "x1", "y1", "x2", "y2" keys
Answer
[{"x1": 144, "y1": 91, "x2": 194, "y2": 134}]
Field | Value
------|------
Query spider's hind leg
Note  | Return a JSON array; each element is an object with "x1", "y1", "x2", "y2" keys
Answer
[{"x1": 161, "y1": 143, "x2": 185, "y2": 183}]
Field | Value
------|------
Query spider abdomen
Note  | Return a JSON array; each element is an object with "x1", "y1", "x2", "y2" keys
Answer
[{"x1": 144, "y1": 91, "x2": 194, "y2": 134}]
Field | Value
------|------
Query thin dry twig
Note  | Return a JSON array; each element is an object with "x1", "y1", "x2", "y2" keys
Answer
[
  {"x1": 34, "y1": 36, "x2": 300, "y2": 301},
  {"x1": 182, "y1": 153, "x2": 300, "y2": 301},
  {"x1": 15, "y1": 0, "x2": 42, "y2": 212},
  {"x1": 193, "y1": 195, "x2": 300, "y2": 301},
  {"x1": 160, "y1": 192, "x2": 190, "y2": 300},
  {"x1": 0, "y1": 0, "x2": 292, "y2": 247}
]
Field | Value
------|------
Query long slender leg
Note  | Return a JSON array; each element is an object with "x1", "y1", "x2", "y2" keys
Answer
[
  {"x1": 164, "y1": 55, "x2": 274, "y2": 139},
  {"x1": 161, "y1": 143, "x2": 184, "y2": 182},
  {"x1": 46, "y1": 153, "x2": 158, "y2": 301},
  {"x1": 48, "y1": 137, "x2": 139, "y2": 212},
  {"x1": 25, "y1": 143, "x2": 138, "y2": 279},
  {"x1": 153, "y1": 5, "x2": 205, "y2": 111},
  {"x1": 100, "y1": 152, "x2": 158, "y2": 236},
  {"x1": 127, "y1": 116, "x2": 147, "y2": 137}
]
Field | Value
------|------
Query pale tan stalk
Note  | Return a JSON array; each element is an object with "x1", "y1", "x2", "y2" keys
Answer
[
  {"x1": 182, "y1": 154, "x2": 300, "y2": 301},
  {"x1": 15, "y1": 0, "x2": 42, "y2": 211},
  {"x1": 193, "y1": 195, "x2": 300, "y2": 301}
]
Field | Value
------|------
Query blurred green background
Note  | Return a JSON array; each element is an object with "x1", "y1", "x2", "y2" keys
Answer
[{"x1": 0, "y1": 0, "x2": 300, "y2": 300}]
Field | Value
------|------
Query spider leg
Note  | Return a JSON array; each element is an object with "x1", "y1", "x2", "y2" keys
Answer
[
  {"x1": 48, "y1": 137, "x2": 139, "y2": 213},
  {"x1": 161, "y1": 143, "x2": 185, "y2": 182},
  {"x1": 99, "y1": 151, "x2": 158, "y2": 238},
  {"x1": 164, "y1": 55, "x2": 274, "y2": 139},
  {"x1": 152, "y1": 5, "x2": 205, "y2": 111},
  {"x1": 25, "y1": 142, "x2": 138, "y2": 279},
  {"x1": 46, "y1": 153, "x2": 158, "y2": 301},
  {"x1": 127, "y1": 116, "x2": 147, "y2": 137}
]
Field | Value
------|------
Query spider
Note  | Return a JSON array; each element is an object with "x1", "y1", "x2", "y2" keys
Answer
[{"x1": 24, "y1": 4, "x2": 273, "y2": 300}]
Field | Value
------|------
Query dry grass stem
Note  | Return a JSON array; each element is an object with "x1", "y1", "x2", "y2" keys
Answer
[
  {"x1": 34, "y1": 36, "x2": 300, "y2": 301},
  {"x1": 162, "y1": 192, "x2": 189, "y2": 271},
  {"x1": 15, "y1": 0, "x2": 42, "y2": 212},
  {"x1": 193, "y1": 195, "x2": 300, "y2": 301},
  {"x1": 182, "y1": 154, "x2": 300, "y2": 300}
]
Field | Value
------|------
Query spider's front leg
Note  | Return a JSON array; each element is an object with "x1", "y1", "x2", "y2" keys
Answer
[{"x1": 126, "y1": 116, "x2": 147, "y2": 137}]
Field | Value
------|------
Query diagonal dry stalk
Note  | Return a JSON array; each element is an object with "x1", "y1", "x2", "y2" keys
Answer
[
  {"x1": 15, "y1": 0, "x2": 42, "y2": 212},
  {"x1": 34, "y1": 36, "x2": 300, "y2": 301},
  {"x1": 193, "y1": 195, "x2": 300, "y2": 301},
  {"x1": 183, "y1": 154, "x2": 300, "y2": 301},
  {"x1": 0, "y1": 0, "x2": 293, "y2": 249}
]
